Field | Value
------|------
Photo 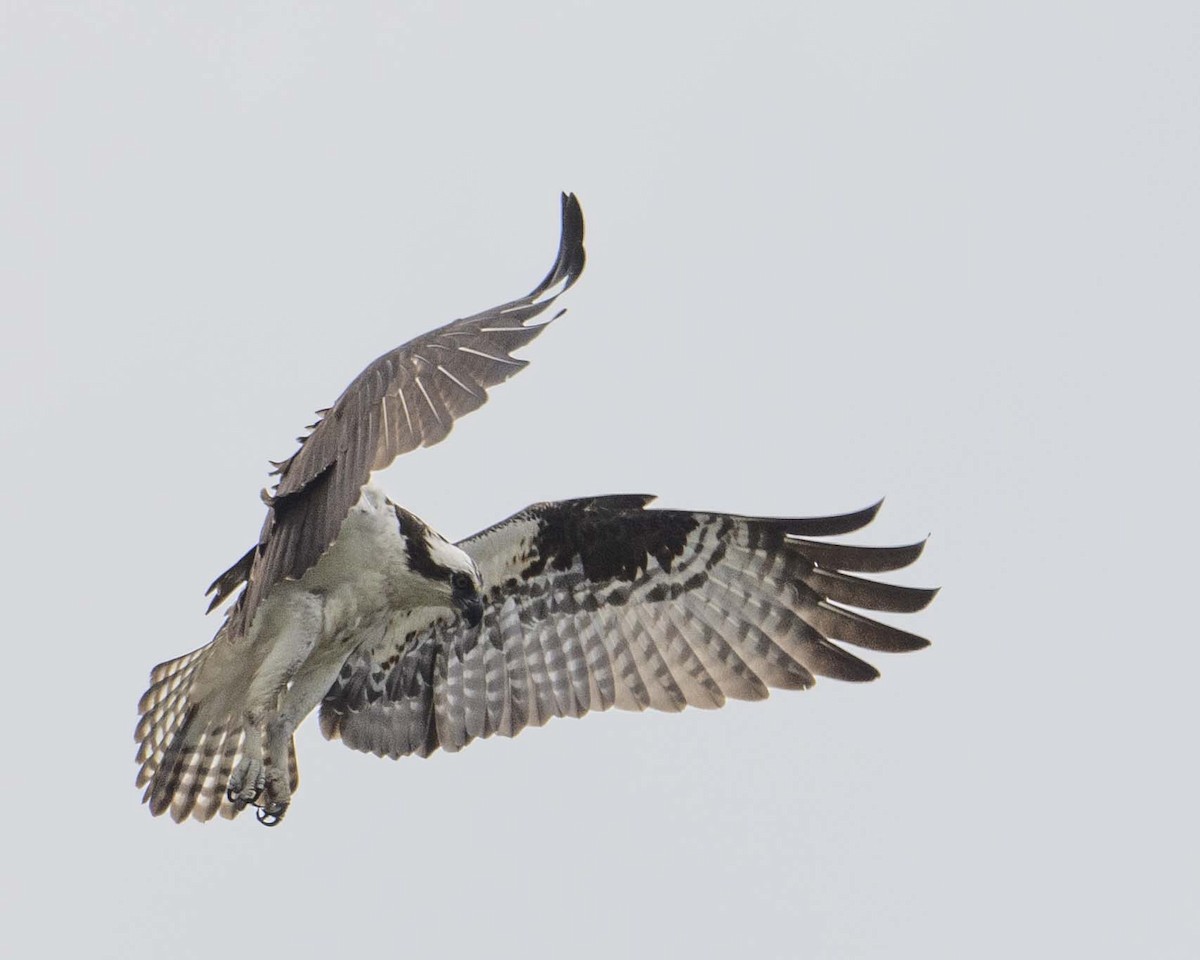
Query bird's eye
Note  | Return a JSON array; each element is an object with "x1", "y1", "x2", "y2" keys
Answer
[{"x1": 450, "y1": 571, "x2": 473, "y2": 593}]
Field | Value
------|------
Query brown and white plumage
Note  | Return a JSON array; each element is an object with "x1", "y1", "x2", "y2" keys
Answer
[
  {"x1": 207, "y1": 194, "x2": 586, "y2": 636},
  {"x1": 137, "y1": 197, "x2": 582, "y2": 824},
  {"x1": 320, "y1": 496, "x2": 935, "y2": 760},
  {"x1": 135, "y1": 194, "x2": 936, "y2": 826}
]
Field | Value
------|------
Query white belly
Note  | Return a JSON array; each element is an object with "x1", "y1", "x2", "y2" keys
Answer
[
  {"x1": 296, "y1": 485, "x2": 408, "y2": 638},
  {"x1": 241, "y1": 485, "x2": 409, "y2": 705}
]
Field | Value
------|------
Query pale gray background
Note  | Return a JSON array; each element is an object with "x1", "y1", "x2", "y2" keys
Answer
[{"x1": 2, "y1": 2, "x2": 1196, "y2": 957}]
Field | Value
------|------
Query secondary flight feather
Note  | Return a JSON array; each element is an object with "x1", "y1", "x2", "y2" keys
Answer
[{"x1": 136, "y1": 194, "x2": 935, "y2": 825}]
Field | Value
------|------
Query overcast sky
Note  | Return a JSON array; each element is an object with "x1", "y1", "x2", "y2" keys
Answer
[{"x1": 2, "y1": 2, "x2": 1197, "y2": 957}]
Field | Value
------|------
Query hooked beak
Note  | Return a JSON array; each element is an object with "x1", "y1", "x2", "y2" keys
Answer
[{"x1": 456, "y1": 593, "x2": 484, "y2": 628}]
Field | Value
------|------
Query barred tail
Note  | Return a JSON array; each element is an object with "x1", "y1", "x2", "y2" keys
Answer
[{"x1": 134, "y1": 646, "x2": 298, "y2": 823}]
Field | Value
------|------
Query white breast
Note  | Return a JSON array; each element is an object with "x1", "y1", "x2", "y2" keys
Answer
[
  {"x1": 294, "y1": 485, "x2": 408, "y2": 638},
  {"x1": 236, "y1": 488, "x2": 406, "y2": 711}
]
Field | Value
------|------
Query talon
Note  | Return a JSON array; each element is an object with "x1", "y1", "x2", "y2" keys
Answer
[
  {"x1": 228, "y1": 756, "x2": 266, "y2": 811},
  {"x1": 225, "y1": 784, "x2": 256, "y2": 804},
  {"x1": 228, "y1": 784, "x2": 262, "y2": 809},
  {"x1": 256, "y1": 802, "x2": 287, "y2": 827}
]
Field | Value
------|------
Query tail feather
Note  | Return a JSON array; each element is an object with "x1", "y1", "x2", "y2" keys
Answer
[
  {"x1": 171, "y1": 722, "x2": 224, "y2": 821},
  {"x1": 200, "y1": 728, "x2": 245, "y2": 822},
  {"x1": 136, "y1": 646, "x2": 242, "y2": 822},
  {"x1": 143, "y1": 703, "x2": 203, "y2": 816},
  {"x1": 136, "y1": 648, "x2": 209, "y2": 791},
  {"x1": 135, "y1": 648, "x2": 300, "y2": 822}
]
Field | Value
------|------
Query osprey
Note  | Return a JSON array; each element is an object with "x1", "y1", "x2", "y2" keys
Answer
[{"x1": 136, "y1": 195, "x2": 936, "y2": 825}]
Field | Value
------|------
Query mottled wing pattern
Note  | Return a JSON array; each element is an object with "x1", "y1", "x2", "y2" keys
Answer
[
  {"x1": 208, "y1": 194, "x2": 586, "y2": 634},
  {"x1": 319, "y1": 495, "x2": 935, "y2": 760}
]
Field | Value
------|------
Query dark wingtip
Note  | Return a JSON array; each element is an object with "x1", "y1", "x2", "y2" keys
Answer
[
  {"x1": 558, "y1": 191, "x2": 586, "y2": 285},
  {"x1": 779, "y1": 499, "x2": 884, "y2": 537},
  {"x1": 845, "y1": 662, "x2": 882, "y2": 683},
  {"x1": 883, "y1": 583, "x2": 940, "y2": 613},
  {"x1": 530, "y1": 193, "x2": 586, "y2": 300},
  {"x1": 561, "y1": 192, "x2": 584, "y2": 242},
  {"x1": 915, "y1": 585, "x2": 940, "y2": 611}
]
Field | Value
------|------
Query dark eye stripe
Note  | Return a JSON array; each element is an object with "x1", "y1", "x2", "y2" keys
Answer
[{"x1": 394, "y1": 504, "x2": 451, "y2": 582}]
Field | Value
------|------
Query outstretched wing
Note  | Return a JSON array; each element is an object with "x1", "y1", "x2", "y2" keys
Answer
[
  {"x1": 319, "y1": 496, "x2": 936, "y2": 760},
  {"x1": 208, "y1": 194, "x2": 587, "y2": 633}
]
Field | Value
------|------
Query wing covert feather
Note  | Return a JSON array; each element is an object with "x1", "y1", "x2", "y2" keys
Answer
[{"x1": 319, "y1": 495, "x2": 935, "y2": 760}]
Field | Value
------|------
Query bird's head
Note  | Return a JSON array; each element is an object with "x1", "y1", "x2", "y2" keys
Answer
[{"x1": 392, "y1": 505, "x2": 484, "y2": 626}]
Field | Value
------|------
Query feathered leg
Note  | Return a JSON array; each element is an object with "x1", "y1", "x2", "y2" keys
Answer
[
  {"x1": 227, "y1": 589, "x2": 325, "y2": 816},
  {"x1": 254, "y1": 638, "x2": 357, "y2": 825}
]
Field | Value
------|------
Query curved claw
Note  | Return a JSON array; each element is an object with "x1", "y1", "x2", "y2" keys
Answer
[
  {"x1": 256, "y1": 803, "x2": 288, "y2": 827},
  {"x1": 227, "y1": 755, "x2": 267, "y2": 811},
  {"x1": 227, "y1": 784, "x2": 262, "y2": 810}
]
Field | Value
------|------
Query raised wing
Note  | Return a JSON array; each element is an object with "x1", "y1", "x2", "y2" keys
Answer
[
  {"x1": 208, "y1": 194, "x2": 586, "y2": 633},
  {"x1": 319, "y1": 495, "x2": 936, "y2": 760}
]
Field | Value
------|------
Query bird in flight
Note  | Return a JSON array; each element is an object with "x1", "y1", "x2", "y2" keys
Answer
[{"x1": 136, "y1": 195, "x2": 936, "y2": 826}]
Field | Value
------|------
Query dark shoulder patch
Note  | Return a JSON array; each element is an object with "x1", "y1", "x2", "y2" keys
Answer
[{"x1": 523, "y1": 496, "x2": 698, "y2": 584}]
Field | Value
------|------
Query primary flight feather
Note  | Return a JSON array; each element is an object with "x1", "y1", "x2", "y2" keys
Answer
[{"x1": 136, "y1": 194, "x2": 935, "y2": 825}]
